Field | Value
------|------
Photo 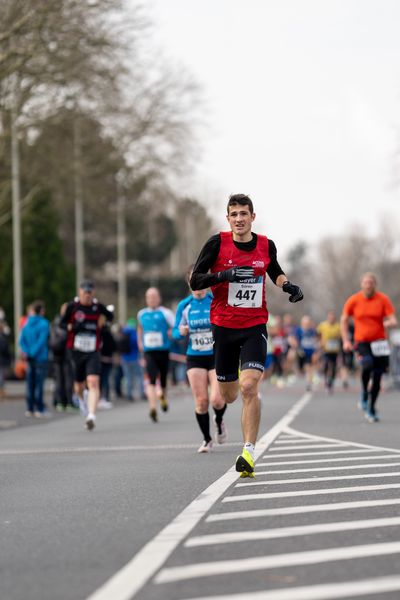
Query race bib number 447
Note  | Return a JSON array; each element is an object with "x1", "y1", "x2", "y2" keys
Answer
[{"x1": 228, "y1": 277, "x2": 263, "y2": 308}]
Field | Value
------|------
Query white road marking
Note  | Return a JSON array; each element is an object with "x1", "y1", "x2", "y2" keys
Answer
[
  {"x1": 185, "y1": 516, "x2": 400, "y2": 547},
  {"x1": 155, "y1": 541, "x2": 400, "y2": 583},
  {"x1": 206, "y1": 498, "x2": 400, "y2": 522},
  {"x1": 270, "y1": 443, "x2": 346, "y2": 451},
  {"x1": 85, "y1": 393, "x2": 313, "y2": 600},
  {"x1": 0, "y1": 442, "x2": 244, "y2": 456},
  {"x1": 275, "y1": 438, "x2": 326, "y2": 444},
  {"x1": 285, "y1": 426, "x2": 400, "y2": 454},
  {"x1": 0, "y1": 420, "x2": 17, "y2": 428},
  {"x1": 236, "y1": 470, "x2": 400, "y2": 487},
  {"x1": 176, "y1": 575, "x2": 400, "y2": 600},
  {"x1": 257, "y1": 454, "x2": 400, "y2": 466},
  {"x1": 223, "y1": 482, "x2": 400, "y2": 502},
  {"x1": 255, "y1": 462, "x2": 400, "y2": 474},
  {"x1": 263, "y1": 449, "x2": 383, "y2": 459}
]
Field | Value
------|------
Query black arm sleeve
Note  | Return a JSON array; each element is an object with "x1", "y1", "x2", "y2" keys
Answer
[
  {"x1": 266, "y1": 240, "x2": 285, "y2": 284},
  {"x1": 190, "y1": 234, "x2": 222, "y2": 290}
]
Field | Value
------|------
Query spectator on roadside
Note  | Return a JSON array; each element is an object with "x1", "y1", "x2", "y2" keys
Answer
[
  {"x1": 19, "y1": 300, "x2": 51, "y2": 418},
  {"x1": 0, "y1": 321, "x2": 11, "y2": 399},
  {"x1": 49, "y1": 303, "x2": 75, "y2": 412},
  {"x1": 0, "y1": 308, "x2": 11, "y2": 335},
  {"x1": 19, "y1": 303, "x2": 34, "y2": 331},
  {"x1": 118, "y1": 318, "x2": 145, "y2": 401},
  {"x1": 99, "y1": 319, "x2": 116, "y2": 409},
  {"x1": 169, "y1": 337, "x2": 188, "y2": 387}
]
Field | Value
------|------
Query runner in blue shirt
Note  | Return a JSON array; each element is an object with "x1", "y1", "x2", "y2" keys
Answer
[
  {"x1": 296, "y1": 315, "x2": 319, "y2": 391},
  {"x1": 137, "y1": 287, "x2": 174, "y2": 422},
  {"x1": 173, "y1": 270, "x2": 227, "y2": 453}
]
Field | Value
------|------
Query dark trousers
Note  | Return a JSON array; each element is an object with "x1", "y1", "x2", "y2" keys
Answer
[
  {"x1": 358, "y1": 342, "x2": 389, "y2": 414},
  {"x1": 114, "y1": 364, "x2": 123, "y2": 397},
  {"x1": 323, "y1": 353, "x2": 338, "y2": 386},
  {"x1": 100, "y1": 362, "x2": 113, "y2": 401},
  {"x1": 26, "y1": 360, "x2": 47, "y2": 413},
  {"x1": 53, "y1": 356, "x2": 73, "y2": 407}
]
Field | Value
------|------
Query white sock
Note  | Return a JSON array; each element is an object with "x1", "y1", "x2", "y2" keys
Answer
[
  {"x1": 78, "y1": 396, "x2": 88, "y2": 416},
  {"x1": 86, "y1": 412, "x2": 96, "y2": 421},
  {"x1": 244, "y1": 442, "x2": 255, "y2": 459}
]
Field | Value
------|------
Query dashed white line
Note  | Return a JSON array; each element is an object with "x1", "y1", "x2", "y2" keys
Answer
[
  {"x1": 263, "y1": 449, "x2": 384, "y2": 459},
  {"x1": 155, "y1": 541, "x2": 400, "y2": 583},
  {"x1": 0, "y1": 442, "x2": 244, "y2": 456},
  {"x1": 236, "y1": 470, "x2": 400, "y2": 487},
  {"x1": 175, "y1": 575, "x2": 400, "y2": 600},
  {"x1": 285, "y1": 426, "x2": 400, "y2": 454},
  {"x1": 255, "y1": 462, "x2": 400, "y2": 474},
  {"x1": 257, "y1": 454, "x2": 400, "y2": 466},
  {"x1": 270, "y1": 443, "x2": 346, "y2": 451},
  {"x1": 206, "y1": 498, "x2": 400, "y2": 522},
  {"x1": 185, "y1": 516, "x2": 400, "y2": 547},
  {"x1": 275, "y1": 438, "x2": 327, "y2": 444},
  {"x1": 223, "y1": 482, "x2": 400, "y2": 502},
  {"x1": 0, "y1": 420, "x2": 17, "y2": 429}
]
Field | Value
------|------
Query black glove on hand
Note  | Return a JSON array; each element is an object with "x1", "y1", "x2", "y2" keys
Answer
[
  {"x1": 282, "y1": 281, "x2": 304, "y2": 303},
  {"x1": 217, "y1": 266, "x2": 255, "y2": 282}
]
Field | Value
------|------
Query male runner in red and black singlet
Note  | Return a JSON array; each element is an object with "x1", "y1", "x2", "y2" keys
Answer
[
  {"x1": 60, "y1": 279, "x2": 113, "y2": 430},
  {"x1": 190, "y1": 194, "x2": 303, "y2": 477}
]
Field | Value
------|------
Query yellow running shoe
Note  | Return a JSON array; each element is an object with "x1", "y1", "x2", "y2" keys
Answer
[
  {"x1": 159, "y1": 394, "x2": 169, "y2": 412},
  {"x1": 149, "y1": 408, "x2": 158, "y2": 422},
  {"x1": 235, "y1": 448, "x2": 255, "y2": 477}
]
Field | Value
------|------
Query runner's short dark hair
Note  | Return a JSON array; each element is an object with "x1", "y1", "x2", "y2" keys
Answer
[{"x1": 227, "y1": 194, "x2": 254, "y2": 215}]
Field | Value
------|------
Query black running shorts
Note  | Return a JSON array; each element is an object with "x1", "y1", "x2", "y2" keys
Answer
[
  {"x1": 211, "y1": 323, "x2": 268, "y2": 382},
  {"x1": 186, "y1": 354, "x2": 215, "y2": 371},
  {"x1": 144, "y1": 350, "x2": 170, "y2": 387},
  {"x1": 356, "y1": 342, "x2": 389, "y2": 372},
  {"x1": 70, "y1": 350, "x2": 101, "y2": 382}
]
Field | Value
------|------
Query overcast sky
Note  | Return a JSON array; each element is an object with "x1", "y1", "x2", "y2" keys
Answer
[{"x1": 142, "y1": 0, "x2": 400, "y2": 257}]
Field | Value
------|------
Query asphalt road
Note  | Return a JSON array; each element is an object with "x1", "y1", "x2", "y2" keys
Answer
[{"x1": 1, "y1": 377, "x2": 400, "y2": 600}]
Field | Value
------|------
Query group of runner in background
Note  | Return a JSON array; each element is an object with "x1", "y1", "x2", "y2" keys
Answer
[
  {"x1": 1, "y1": 195, "x2": 396, "y2": 484},
  {"x1": 3, "y1": 279, "x2": 390, "y2": 432},
  {"x1": 0, "y1": 287, "x2": 392, "y2": 414},
  {"x1": 265, "y1": 309, "x2": 354, "y2": 393}
]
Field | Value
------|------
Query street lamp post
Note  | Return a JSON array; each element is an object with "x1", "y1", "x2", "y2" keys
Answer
[
  {"x1": 73, "y1": 117, "x2": 84, "y2": 288},
  {"x1": 11, "y1": 89, "x2": 23, "y2": 352},
  {"x1": 116, "y1": 183, "x2": 127, "y2": 324}
]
